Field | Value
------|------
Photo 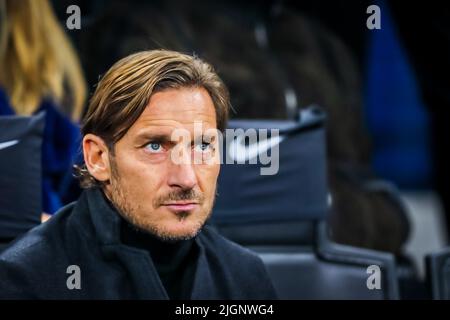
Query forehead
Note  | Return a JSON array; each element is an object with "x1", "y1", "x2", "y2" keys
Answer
[{"x1": 129, "y1": 87, "x2": 217, "y2": 134}]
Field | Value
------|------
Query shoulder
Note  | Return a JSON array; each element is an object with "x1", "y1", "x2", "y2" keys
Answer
[
  {"x1": 198, "y1": 225, "x2": 277, "y2": 299},
  {"x1": 0, "y1": 229, "x2": 54, "y2": 298},
  {"x1": 198, "y1": 225, "x2": 271, "y2": 282},
  {"x1": 199, "y1": 225, "x2": 263, "y2": 265},
  {"x1": 0, "y1": 204, "x2": 76, "y2": 298}
]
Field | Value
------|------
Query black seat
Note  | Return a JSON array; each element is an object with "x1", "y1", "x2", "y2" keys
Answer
[
  {"x1": 252, "y1": 222, "x2": 399, "y2": 299},
  {"x1": 426, "y1": 247, "x2": 450, "y2": 299},
  {"x1": 212, "y1": 106, "x2": 400, "y2": 299},
  {"x1": 0, "y1": 112, "x2": 44, "y2": 252}
]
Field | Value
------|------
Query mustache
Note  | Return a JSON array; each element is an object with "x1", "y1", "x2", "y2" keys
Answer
[{"x1": 153, "y1": 189, "x2": 205, "y2": 207}]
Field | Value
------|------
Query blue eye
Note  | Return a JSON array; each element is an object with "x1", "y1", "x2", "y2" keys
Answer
[
  {"x1": 146, "y1": 142, "x2": 162, "y2": 152},
  {"x1": 195, "y1": 142, "x2": 211, "y2": 152}
]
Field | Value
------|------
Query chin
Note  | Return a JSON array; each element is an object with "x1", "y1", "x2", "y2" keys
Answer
[
  {"x1": 132, "y1": 216, "x2": 203, "y2": 242},
  {"x1": 127, "y1": 205, "x2": 211, "y2": 241},
  {"x1": 159, "y1": 220, "x2": 203, "y2": 241}
]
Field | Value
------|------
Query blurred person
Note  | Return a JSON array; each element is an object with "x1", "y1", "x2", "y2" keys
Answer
[
  {"x1": 0, "y1": 50, "x2": 277, "y2": 299},
  {"x1": 0, "y1": 0, "x2": 87, "y2": 220},
  {"x1": 287, "y1": 0, "x2": 450, "y2": 240}
]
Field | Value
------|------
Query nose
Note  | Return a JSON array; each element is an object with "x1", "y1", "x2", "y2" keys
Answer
[{"x1": 167, "y1": 161, "x2": 198, "y2": 190}]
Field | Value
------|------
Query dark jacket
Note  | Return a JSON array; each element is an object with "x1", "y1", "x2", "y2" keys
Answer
[{"x1": 0, "y1": 188, "x2": 277, "y2": 299}]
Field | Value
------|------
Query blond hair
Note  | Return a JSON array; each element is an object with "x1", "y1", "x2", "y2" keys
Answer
[
  {"x1": 0, "y1": 0, "x2": 86, "y2": 120},
  {"x1": 77, "y1": 49, "x2": 230, "y2": 188}
]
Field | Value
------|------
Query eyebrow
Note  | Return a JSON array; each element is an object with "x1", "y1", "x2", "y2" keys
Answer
[
  {"x1": 135, "y1": 132, "x2": 173, "y2": 145},
  {"x1": 135, "y1": 130, "x2": 217, "y2": 146},
  {"x1": 193, "y1": 134, "x2": 216, "y2": 144}
]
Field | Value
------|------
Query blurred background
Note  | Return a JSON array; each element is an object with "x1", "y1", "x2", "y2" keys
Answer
[{"x1": 1, "y1": 0, "x2": 449, "y2": 299}]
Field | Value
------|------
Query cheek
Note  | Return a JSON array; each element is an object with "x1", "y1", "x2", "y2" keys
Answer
[
  {"x1": 113, "y1": 152, "x2": 167, "y2": 198},
  {"x1": 197, "y1": 164, "x2": 220, "y2": 194}
]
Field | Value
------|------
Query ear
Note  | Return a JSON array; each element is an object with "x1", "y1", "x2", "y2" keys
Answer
[{"x1": 82, "y1": 134, "x2": 112, "y2": 183}]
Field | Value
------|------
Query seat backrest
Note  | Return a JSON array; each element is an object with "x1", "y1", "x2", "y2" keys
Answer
[
  {"x1": 211, "y1": 107, "x2": 400, "y2": 299},
  {"x1": 212, "y1": 106, "x2": 328, "y2": 239},
  {"x1": 426, "y1": 248, "x2": 450, "y2": 299},
  {"x1": 0, "y1": 112, "x2": 44, "y2": 245}
]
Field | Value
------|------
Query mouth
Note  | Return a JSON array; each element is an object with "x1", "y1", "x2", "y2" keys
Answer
[{"x1": 161, "y1": 202, "x2": 199, "y2": 213}]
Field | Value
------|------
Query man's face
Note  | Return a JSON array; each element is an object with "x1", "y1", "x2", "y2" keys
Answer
[{"x1": 104, "y1": 87, "x2": 220, "y2": 241}]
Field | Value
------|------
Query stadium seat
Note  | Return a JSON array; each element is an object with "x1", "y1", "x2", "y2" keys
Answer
[
  {"x1": 0, "y1": 112, "x2": 45, "y2": 253},
  {"x1": 426, "y1": 247, "x2": 450, "y2": 299},
  {"x1": 212, "y1": 106, "x2": 400, "y2": 299}
]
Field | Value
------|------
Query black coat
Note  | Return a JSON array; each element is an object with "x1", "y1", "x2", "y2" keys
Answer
[{"x1": 0, "y1": 188, "x2": 277, "y2": 299}]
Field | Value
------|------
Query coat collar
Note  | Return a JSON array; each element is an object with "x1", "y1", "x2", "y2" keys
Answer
[{"x1": 84, "y1": 187, "x2": 123, "y2": 245}]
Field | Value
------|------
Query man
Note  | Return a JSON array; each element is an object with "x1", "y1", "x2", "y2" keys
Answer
[{"x1": 0, "y1": 50, "x2": 277, "y2": 299}]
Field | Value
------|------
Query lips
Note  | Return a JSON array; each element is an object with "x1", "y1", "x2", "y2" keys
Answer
[{"x1": 162, "y1": 202, "x2": 199, "y2": 212}]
